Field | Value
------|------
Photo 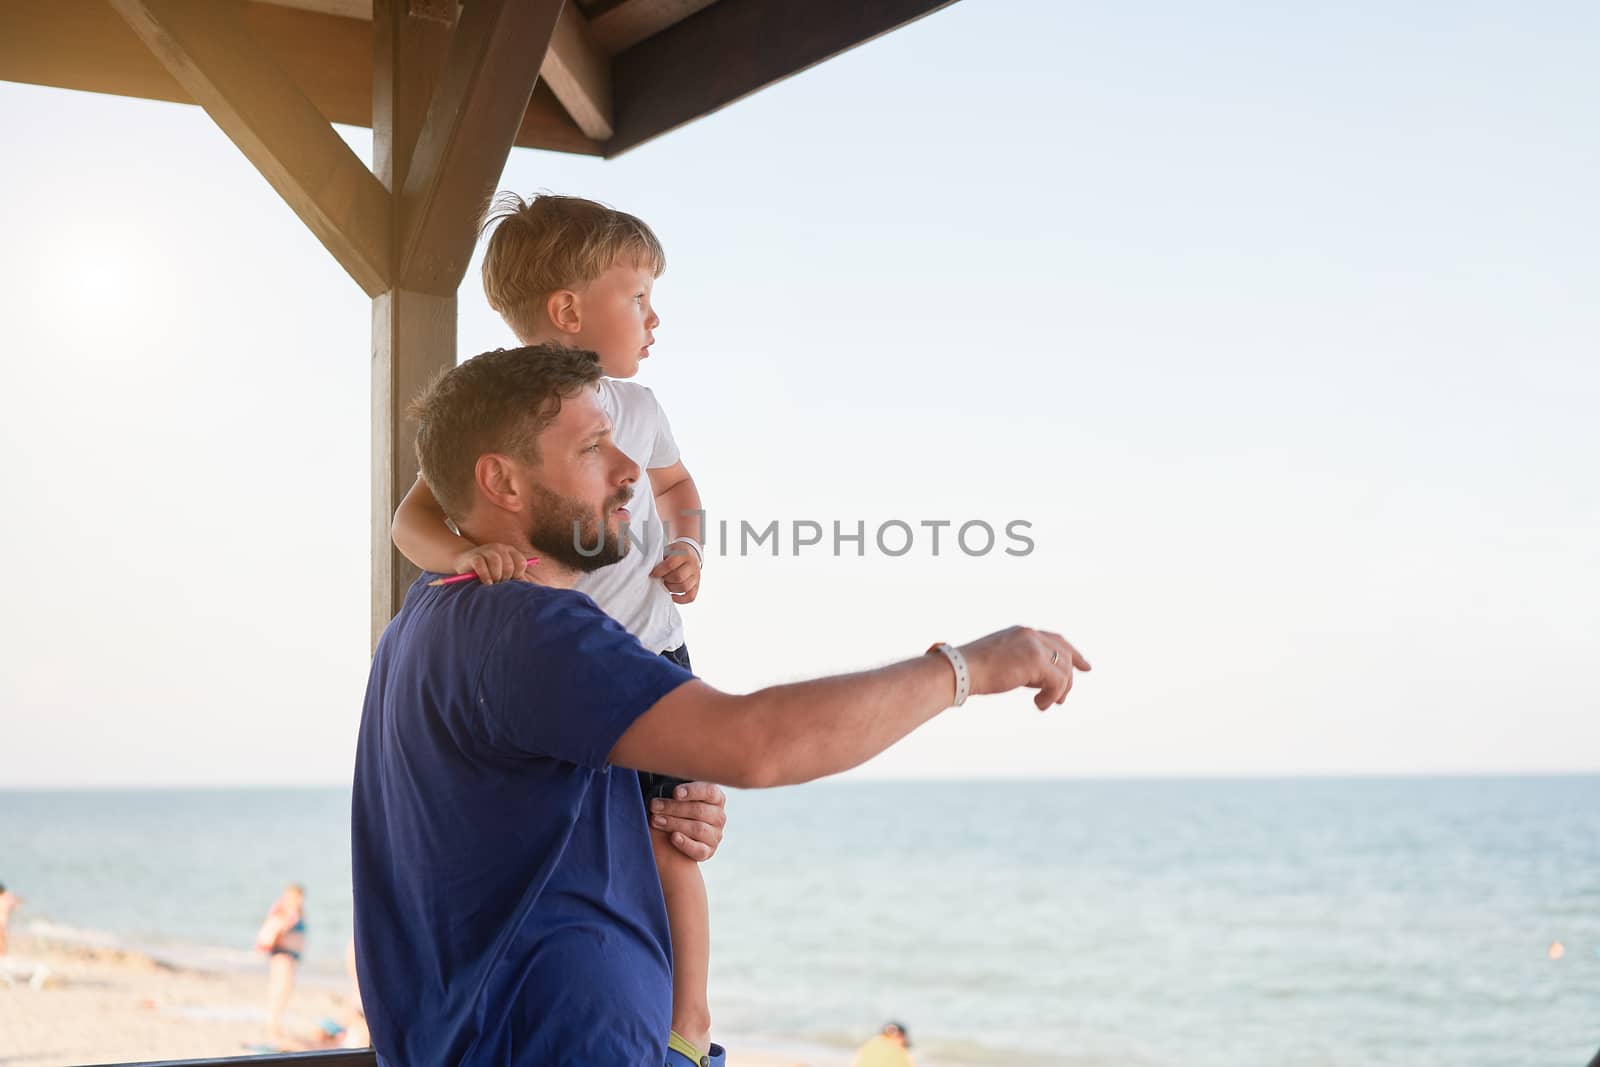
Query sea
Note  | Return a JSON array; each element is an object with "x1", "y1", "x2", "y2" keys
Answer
[{"x1": 1, "y1": 777, "x2": 1596, "y2": 1067}]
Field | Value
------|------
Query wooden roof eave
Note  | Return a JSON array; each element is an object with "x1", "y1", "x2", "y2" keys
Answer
[
  {"x1": 604, "y1": 0, "x2": 961, "y2": 157},
  {"x1": 0, "y1": 0, "x2": 962, "y2": 161}
]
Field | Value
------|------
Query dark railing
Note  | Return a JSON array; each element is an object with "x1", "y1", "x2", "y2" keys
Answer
[
  {"x1": 86, "y1": 1051, "x2": 377, "y2": 1067},
  {"x1": 82, "y1": 1039, "x2": 1600, "y2": 1066}
]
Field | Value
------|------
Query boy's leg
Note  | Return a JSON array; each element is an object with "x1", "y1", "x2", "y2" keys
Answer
[
  {"x1": 648, "y1": 646, "x2": 724, "y2": 1066},
  {"x1": 651, "y1": 827, "x2": 713, "y2": 1054}
]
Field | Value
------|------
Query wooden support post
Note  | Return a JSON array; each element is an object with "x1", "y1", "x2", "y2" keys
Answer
[
  {"x1": 370, "y1": 0, "x2": 560, "y2": 642},
  {"x1": 371, "y1": 0, "x2": 455, "y2": 646},
  {"x1": 371, "y1": 287, "x2": 454, "y2": 647}
]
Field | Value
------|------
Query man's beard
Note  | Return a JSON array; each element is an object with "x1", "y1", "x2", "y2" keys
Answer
[{"x1": 525, "y1": 484, "x2": 633, "y2": 573}]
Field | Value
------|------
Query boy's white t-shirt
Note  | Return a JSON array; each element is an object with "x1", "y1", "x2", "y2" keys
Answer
[{"x1": 575, "y1": 378, "x2": 685, "y2": 654}]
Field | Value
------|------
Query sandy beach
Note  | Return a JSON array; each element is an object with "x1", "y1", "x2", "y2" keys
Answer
[{"x1": 0, "y1": 931, "x2": 823, "y2": 1067}]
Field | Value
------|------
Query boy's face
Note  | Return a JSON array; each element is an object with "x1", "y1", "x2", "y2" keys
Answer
[{"x1": 570, "y1": 261, "x2": 659, "y2": 379}]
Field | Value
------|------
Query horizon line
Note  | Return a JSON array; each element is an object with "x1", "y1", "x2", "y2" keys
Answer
[{"x1": 3, "y1": 769, "x2": 1599, "y2": 791}]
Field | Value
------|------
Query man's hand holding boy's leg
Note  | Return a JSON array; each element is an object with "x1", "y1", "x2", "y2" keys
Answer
[{"x1": 651, "y1": 781, "x2": 727, "y2": 861}]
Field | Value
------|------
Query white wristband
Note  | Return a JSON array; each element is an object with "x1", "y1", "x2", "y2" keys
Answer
[
  {"x1": 926, "y1": 642, "x2": 970, "y2": 707},
  {"x1": 667, "y1": 536, "x2": 704, "y2": 566}
]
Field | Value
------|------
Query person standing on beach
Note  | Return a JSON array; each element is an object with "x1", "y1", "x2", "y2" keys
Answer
[
  {"x1": 0, "y1": 883, "x2": 21, "y2": 956},
  {"x1": 352, "y1": 344, "x2": 1092, "y2": 1067},
  {"x1": 254, "y1": 883, "x2": 306, "y2": 1042},
  {"x1": 391, "y1": 193, "x2": 720, "y2": 1067},
  {"x1": 851, "y1": 1022, "x2": 915, "y2": 1067}
]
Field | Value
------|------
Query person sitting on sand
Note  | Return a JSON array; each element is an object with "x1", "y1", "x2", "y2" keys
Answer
[
  {"x1": 0, "y1": 883, "x2": 21, "y2": 956},
  {"x1": 254, "y1": 883, "x2": 306, "y2": 1041},
  {"x1": 851, "y1": 1022, "x2": 915, "y2": 1067},
  {"x1": 352, "y1": 344, "x2": 1092, "y2": 1066}
]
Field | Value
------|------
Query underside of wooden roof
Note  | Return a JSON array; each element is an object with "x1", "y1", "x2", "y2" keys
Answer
[{"x1": 0, "y1": 0, "x2": 958, "y2": 158}]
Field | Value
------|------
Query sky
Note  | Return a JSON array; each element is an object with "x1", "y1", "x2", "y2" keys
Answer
[{"x1": 0, "y1": 0, "x2": 1596, "y2": 787}]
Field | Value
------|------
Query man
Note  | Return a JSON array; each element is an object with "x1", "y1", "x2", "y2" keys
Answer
[
  {"x1": 852, "y1": 1022, "x2": 915, "y2": 1067},
  {"x1": 352, "y1": 344, "x2": 1091, "y2": 1066}
]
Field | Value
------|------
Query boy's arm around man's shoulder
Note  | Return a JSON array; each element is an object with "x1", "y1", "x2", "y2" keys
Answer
[
  {"x1": 648, "y1": 460, "x2": 701, "y2": 539},
  {"x1": 393, "y1": 476, "x2": 468, "y2": 573},
  {"x1": 394, "y1": 475, "x2": 532, "y2": 583}
]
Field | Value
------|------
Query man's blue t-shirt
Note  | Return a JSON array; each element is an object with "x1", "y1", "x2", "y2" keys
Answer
[{"x1": 352, "y1": 574, "x2": 694, "y2": 1067}]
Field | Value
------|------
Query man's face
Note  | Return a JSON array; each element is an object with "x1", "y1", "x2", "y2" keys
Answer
[
  {"x1": 521, "y1": 385, "x2": 639, "y2": 572},
  {"x1": 571, "y1": 261, "x2": 659, "y2": 379}
]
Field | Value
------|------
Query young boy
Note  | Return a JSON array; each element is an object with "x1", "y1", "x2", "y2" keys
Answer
[{"x1": 391, "y1": 193, "x2": 721, "y2": 1067}]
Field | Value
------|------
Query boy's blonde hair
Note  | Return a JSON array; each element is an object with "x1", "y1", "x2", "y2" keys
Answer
[{"x1": 480, "y1": 193, "x2": 666, "y2": 343}]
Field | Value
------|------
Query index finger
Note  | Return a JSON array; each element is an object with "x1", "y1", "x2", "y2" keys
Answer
[
  {"x1": 1042, "y1": 631, "x2": 1091, "y2": 672},
  {"x1": 653, "y1": 799, "x2": 725, "y2": 826},
  {"x1": 668, "y1": 780, "x2": 726, "y2": 807}
]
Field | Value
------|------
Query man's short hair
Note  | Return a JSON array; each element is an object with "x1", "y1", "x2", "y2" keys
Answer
[
  {"x1": 409, "y1": 344, "x2": 604, "y2": 523},
  {"x1": 480, "y1": 192, "x2": 666, "y2": 343}
]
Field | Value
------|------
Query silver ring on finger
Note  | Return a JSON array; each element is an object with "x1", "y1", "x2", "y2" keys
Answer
[{"x1": 1050, "y1": 649, "x2": 1060, "y2": 666}]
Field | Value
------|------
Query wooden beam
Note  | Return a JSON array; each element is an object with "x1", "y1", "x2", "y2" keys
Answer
[
  {"x1": 371, "y1": 0, "x2": 458, "y2": 641},
  {"x1": 248, "y1": 0, "x2": 713, "y2": 55},
  {"x1": 371, "y1": 289, "x2": 455, "y2": 642},
  {"x1": 587, "y1": 0, "x2": 718, "y2": 55},
  {"x1": 607, "y1": 0, "x2": 961, "y2": 157},
  {"x1": 105, "y1": 0, "x2": 392, "y2": 295},
  {"x1": 397, "y1": 0, "x2": 567, "y2": 294},
  {"x1": 184, "y1": 0, "x2": 611, "y2": 139},
  {"x1": 253, "y1": 0, "x2": 373, "y2": 16},
  {"x1": 0, "y1": 0, "x2": 604, "y2": 157},
  {"x1": 373, "y1": 0, "x2": 452, "y2": 197},
  {"x1": 539, "y1": 5, "x2": 613, "y2": 141}
]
